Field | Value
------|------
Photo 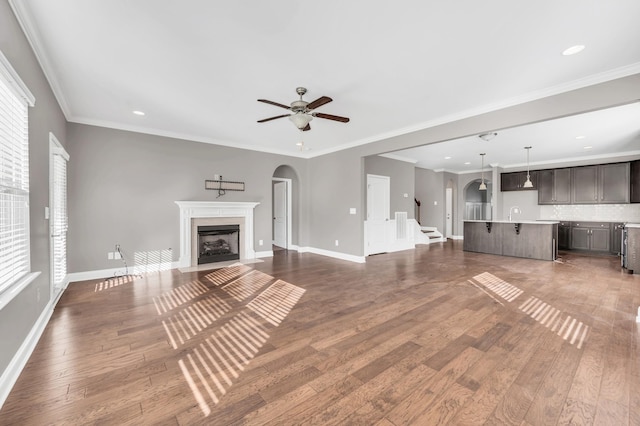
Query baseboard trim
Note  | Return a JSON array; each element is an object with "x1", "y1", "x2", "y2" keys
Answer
[
  {"x1": 67, "y1": 261, "x2": 182, "y2": 283},
  {"x1": 451, "y1": 235, "x2": 464, "y2": 240},
  {"x1": 296, "y1": 246, "x2": 366, "y2": 263},
  {"x1": 0, "y1": 296, "x2": 56, "y2": 409},
  {"x1": 254, "y1": 250, "x2": 274, "y2": 259}
]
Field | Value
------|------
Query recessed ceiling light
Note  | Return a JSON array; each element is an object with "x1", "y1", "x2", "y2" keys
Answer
[
  {"x1": 562, "y1": 45, "x2": 585, "y2": 56},
  {"x1": 575, "y1": 135, "x2": 586, "y2": 139},
  {"x1": 583, "y1": 146, "x2": 593, "y2": 150},
  {"x1": 444, "y1": 156, "x2": 452, "y2": 160},
  {"x1": 132, "y1": 110, "x2": 145, "y2": 116},
  {"x1": 464, "y1": 161, "x2": 471, "y2": 165}
]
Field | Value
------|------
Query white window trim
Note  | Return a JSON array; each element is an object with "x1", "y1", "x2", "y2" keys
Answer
[
  {"x1": 0, "y1": 50, "x2": 35, "y2": 107},
  {"x1": 0, "y1": 49, "x2": 37, "y2": 308}
]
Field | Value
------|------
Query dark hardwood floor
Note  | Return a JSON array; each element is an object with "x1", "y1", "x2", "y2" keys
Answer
[{"x1": 1, "y1": 241, "x2": 638, "y2": 425}]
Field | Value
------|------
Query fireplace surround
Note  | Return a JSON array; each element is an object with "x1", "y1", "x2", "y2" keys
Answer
[{"x1": 175, "y1": 201, "x2": 259, "y2": 267}]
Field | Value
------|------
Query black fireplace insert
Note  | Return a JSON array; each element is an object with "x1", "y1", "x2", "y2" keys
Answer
[{"x1": 197, "y1": 224, "x2": 240, "y2": 264}]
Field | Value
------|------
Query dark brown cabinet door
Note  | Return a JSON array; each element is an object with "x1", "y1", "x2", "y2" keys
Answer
[
  {"x1": 599, "y1": 163, "x2": 630, "y2": 203},
  {"x1": 590, "y1": 228, "x2": 610, "y2": 251},
  {"x1": 631, "y1": 160, "x2": 640, "y2": 203},
  {"x1": 554, "y1": 168, "x2": 571, "y2": 204},
  {"x1": 572, "y1": 166, "x2": 598, "y2": 204},
  {"x1": 537, "y1": 170, "x2": 554, "y2": 203},
  {"x1": 570, "y1": 222, "x2": 611, "y2": 252},
  {"x1": 538, "y1": 168, "x2": 571, "y2": 204},
  {"x1": 558, "y1": 224, "x2": 571, "y2": 250},
  {"x1": 571, "y1": 227, "x2": 590, "y2": 250}
]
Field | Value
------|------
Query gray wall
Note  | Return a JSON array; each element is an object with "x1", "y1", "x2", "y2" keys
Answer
[
  {"x1": 307, "y1": 151, "x2": 364, "y2": 255},
  {"x1": 0, "y1": 1, "x2": 68, "y2": 376},
  {"x1": 66, "y1": 123, "x2": 308, "y2": 272},
  {"x1": 364, "y1": 156, "x2": 415, "y2": 219},
  {"x1": 415, "y1": 167, "x2": 444, "y2": 230}
]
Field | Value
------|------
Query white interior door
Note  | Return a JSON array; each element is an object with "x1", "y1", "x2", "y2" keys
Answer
[
  {"x1": 273, "y1": 181, "x2": 287, "y2": 248},
  {"x1": 446, "y1": 187, "x2": 453, "y2": 238},
  {"x1": 366, "y1": 174, "x2": 390, "y2": 255},
  {"x1": 49, "y1": 133, "x2": 69, "y2": 298}
]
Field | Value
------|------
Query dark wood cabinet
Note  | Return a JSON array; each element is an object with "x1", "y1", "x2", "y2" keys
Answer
[
  {"x1": 611, "y1": 223, "x2": 624, "y2": 255},
  {"x1": 500, "y1": 171, "x2": 537, "y2": 191},
  {"x1": 631, "y1": 160, "x2": 640, "y2": 203},
  {"x1": 558, "y1": 221, "x2": 571, "y2": 250},
  {"x1": 571, "y1": 163, "x2": 629, "y2": 204},
  {"x1": 538, "y1": 168, "x2": 571, "y2": 204},
  {"x1": 571, "y1": 165, "x2": 599, "y2": 204},
  {"x1": 570, "y1": 222, "x2": 610, "y2": 252},
  {"x1": 600, "y1": 163, "x2": 630, "y2": 203}
]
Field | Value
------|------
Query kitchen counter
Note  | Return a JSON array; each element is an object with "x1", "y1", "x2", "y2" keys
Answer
[{"x1": 463, "y1": 220, "x2": 558, "y2": 261}]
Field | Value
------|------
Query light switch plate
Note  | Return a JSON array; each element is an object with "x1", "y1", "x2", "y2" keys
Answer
[{"x1": 349, "y1": 208, "x2": 356, "y2": 214}]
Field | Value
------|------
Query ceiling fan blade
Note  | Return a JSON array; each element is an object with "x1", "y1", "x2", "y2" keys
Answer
[
  {"x1": 258, "y1": 99, "x2": 291, "y2": 110},
  {"x1": 314, "y1": 112, "x2": 350, "y2": 123},
  {"x1": 307, "y1": 96, "x2": 333, "y2": 110},
  {"x1": 257, "y1": 114, "x2": 290, "y2": 123},
  {"x1": 302, "y1": 123, "x2": 311, "y2": 131}
]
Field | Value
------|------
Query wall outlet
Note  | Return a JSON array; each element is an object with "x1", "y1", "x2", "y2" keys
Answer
[
  {"x1": 335, "y1": 240, "x2": 339, "y2": 246},
  {"x1": 259, "y1": 239, "x2": 263, "y2": 246},
  {"x1": 114, "y1": 252, "x2": 121, "y2": 260},
  {"x1": 349, "y1": 208, "x2": 356, "y2": 215},
  {"x1": 403, "y1": 193, "x2": 408, "y2": 198},
  {"x1": 108, "y1": 252, "x2": 114, "y2": 260}
]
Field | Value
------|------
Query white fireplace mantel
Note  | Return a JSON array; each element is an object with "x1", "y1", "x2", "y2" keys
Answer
[{"x1": 175, "y1": 201, "x2": 260, "y2": 267}]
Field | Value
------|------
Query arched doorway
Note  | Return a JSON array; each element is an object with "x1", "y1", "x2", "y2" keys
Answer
[{"x1": 464, "y1": 179, "x2": 492, "y2": 221}]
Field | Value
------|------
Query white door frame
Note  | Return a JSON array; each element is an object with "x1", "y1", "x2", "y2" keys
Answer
[
  {"x1": 365, "y1": 174, "x2": 391, "y2": 255},
  {"x1": 272, "y1": 177, "x2": 292, "y2": 249},
  {"x1": 49, "y1": 132, "x2": 69, "y2": 300},
  {"x1": 445, "y1": 187, "x2": 453, "y2": 238}
]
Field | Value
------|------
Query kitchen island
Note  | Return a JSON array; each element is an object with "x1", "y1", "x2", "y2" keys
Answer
[{"x1": 463, "y1": 220, "x2": 559, "y2": 261}]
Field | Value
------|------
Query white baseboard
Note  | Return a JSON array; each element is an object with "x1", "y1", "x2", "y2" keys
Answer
[
  {"x1": 67, "y1": 261, "x2": 182, "y2": 283},
  {"x1": 0, "y1": 295, "x2": 56, "y2": 409},
  {"x1": 296, "y1": 246, "x2": 366, "y2": 263},
  {"x1": 254, "y1": 250, "x2": 274, "y2": 258},
  {"x1": 451, "y1": 235, "x2": 464, "y2": 240}
]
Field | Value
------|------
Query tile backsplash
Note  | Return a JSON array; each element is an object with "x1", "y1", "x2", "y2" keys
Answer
[{"x1": 539, "y1": 204, "x2": 640, "y2": 223}]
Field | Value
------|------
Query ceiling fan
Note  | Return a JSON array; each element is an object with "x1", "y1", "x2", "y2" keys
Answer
[{"x1": 257, "y1": 87, "x2": 350, "y2": 131}]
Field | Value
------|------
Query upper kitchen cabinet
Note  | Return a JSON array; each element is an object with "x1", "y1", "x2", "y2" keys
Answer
[
  {"x1": 500, "y1": 171, "x2": 537, "y2": 191},
  {"x1": 631, "y1": 160, "x2": 640, "y2": 203},
  {"x1": 571, "y1": 163, "x2": 629, "y2": 204},
  {"x1": 538, "y1": 168, "x2": 571, "y2": 204}
]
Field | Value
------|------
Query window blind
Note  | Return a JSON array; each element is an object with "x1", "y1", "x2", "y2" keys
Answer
[
  {"x1": 0, "y1": 69, "x2": 30, "y2": 294},
  {"x1": 51, "y1": 150, "x2": 68, "y2": 286}
]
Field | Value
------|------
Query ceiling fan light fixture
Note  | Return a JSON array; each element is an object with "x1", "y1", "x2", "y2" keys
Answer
[{"x1": 289, "y1": 112, "x2": 313, "y2": 129}]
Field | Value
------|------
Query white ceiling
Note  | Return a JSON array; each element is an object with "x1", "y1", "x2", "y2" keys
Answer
[
  {"x1": 390, "y1": 101, "x2": 640, "y2": 173},
  {"x1": 10, "y1": 0, "x2": 640, "y2": 163}
]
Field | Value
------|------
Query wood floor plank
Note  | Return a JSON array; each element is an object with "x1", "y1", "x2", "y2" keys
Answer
[{"x1": 1, "y1": 243, "x2": 638, "y2": 425}]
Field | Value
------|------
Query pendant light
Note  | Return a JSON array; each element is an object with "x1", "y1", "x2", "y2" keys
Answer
[
  {"x1": 479, "y1": 153, "x2": 487, "y2": 191},
  {"x1": 523, "y1": 146, "x2": 533, "y2": 188}
]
